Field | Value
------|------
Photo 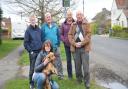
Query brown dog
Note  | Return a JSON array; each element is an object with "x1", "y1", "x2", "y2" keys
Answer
[{"x1": 42, "y1": 52, "x2": 57, "y2": 89}]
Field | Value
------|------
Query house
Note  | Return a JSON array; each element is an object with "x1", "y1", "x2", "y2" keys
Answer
[
  {"x1": 1, "y1": 17, "x2": 12, "y2": 38},
  {"x1": 92, "y1": 8, "x2": 111, "y2": 34},
  {"x1": 111, "y1": 0, "x2": 128, "y2": 28}
]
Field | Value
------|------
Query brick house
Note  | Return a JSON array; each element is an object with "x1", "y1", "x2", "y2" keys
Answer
[{"x1": 1, "y1": 18, "x2": 11, "y2": 38}]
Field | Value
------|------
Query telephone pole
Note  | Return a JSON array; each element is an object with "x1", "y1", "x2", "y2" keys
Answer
[{"x1": 83, "y1": 0, "x2": 84, "y2": 15}]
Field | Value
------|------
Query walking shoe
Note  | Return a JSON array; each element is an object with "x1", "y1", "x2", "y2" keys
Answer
[
  {"x1": 30, "y1": 84, "x2": 35, "y2": 89},
  {"x1": 68, "y1": 77, "x2": 72, "y2": 80},
  {"x1": 85, "y1": 83, "x2": 90, "y2": 89},
  {"x1": 86, "y1": 86, "x2": 90, "y2": 89}
]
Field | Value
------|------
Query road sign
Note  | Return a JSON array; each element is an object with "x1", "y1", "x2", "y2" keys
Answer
[{"x1": 62, "y1": 0, "x2": 70, "y2": 7}]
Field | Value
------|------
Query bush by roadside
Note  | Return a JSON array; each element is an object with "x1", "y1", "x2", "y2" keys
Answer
[{"x1": 111, "y1": 25, "x2": 128, "y2": 39}]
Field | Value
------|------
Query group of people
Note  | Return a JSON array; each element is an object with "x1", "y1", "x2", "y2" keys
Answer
[{"x1": 24, "y1": 9, "x2": 91, "y2": 89}]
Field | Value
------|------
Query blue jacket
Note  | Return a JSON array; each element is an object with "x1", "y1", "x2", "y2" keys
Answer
[
  {"x1": 41, "y1": 22, "x2": 60, "y2": 49},
  {"x1": 24, "y1": 25, "x2": 42, "y2": 53}
]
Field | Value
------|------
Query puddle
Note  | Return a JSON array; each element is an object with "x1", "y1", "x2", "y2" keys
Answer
[{"x1": 100, "y1": 82, "x2": 128, "y2": 89}]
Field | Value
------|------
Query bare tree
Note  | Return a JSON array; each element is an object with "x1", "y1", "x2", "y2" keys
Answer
[{"x1": 5, "y1": 0, "x2": 67, "y2": 24}]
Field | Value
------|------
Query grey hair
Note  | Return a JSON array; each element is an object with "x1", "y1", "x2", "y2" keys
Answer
[{"x1": 45, "y1": 12, "x2": 51, "y2": 17}]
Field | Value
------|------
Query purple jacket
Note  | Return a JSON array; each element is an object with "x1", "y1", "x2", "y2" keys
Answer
[{"x1": 60, "y1": 19, "x2": 75, "y2": 47}]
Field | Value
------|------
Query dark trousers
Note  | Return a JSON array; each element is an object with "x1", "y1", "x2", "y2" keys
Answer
[
  {"x1": 64, "y1": 44, "x2": 72, "y2": 78},
  {"x1": 74, "y1": 48, "x2": 90, "y2": 86},
  {"x1": 29, "y1": 52, "x2": 39, "y2": 85}
]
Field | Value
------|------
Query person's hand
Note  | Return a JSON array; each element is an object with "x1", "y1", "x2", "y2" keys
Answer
[
  {"x1": 30, "y1": 51, "x2": 36, "y2": 57},
  {"x1": 43, "y1": 58, "x2": 49, "y2": 65},
  {"x1": 30, "y1": 51, "x2": 34, "y2": 55},
  {"x1": 75, "y1": 42, "x2": 82, "y2": 48}
]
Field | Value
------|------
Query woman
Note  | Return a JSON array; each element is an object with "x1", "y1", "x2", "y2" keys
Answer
[
  {"x1": 60, "y1": 9, "x2": 75, "y2": 79},
  {"x1": 32, "y1": 40, "x2": 59, "y2": 89}
]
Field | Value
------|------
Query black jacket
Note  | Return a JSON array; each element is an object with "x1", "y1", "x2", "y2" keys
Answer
[{"x1": 24, "y1": 25, "x2": 42, "y2": 53}]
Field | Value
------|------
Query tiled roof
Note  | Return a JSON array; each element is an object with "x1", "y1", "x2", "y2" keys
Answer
[{"x1": 115, "y1": 0, "x2": 128, "y2": 9}]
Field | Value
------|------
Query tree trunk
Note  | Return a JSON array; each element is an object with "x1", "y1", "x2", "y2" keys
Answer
[
  {"x1": 0, "y1": 8, "x2": 2, "y2": 45},
  {"x1": 41, "y1": 13, "x2": 45, "y2": 24}
]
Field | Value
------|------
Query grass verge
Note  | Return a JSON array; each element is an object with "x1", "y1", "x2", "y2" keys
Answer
[
  {"x1": 0, "y1": 39, "x2": 22, "y2": 59},
  {"x1": 17, "y1": 43, "x2": 105, "y2": 89},
  {"x1": 3, "y1": 77, "x2": 105, "y2": 89},
  {"x1": 19, "y1": 43, "x2": 66, "y2": 66},
  {"x1": 18, "y1": 50, "x2": 29, "y2": 66}
]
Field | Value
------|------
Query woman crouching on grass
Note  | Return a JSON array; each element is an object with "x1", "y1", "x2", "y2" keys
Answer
[{"x1": 32, "y1": 40, "x2": 59, "y2": 89}]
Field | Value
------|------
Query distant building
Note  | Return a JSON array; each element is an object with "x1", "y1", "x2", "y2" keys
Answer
[
  {"x1": 92, "y1": 8, "x2": 111, "y2": 34},
  {"x1": 1, "y1": 17, "x2": 12, "y2": 38},
  {"x1": 111, "y1": 0, "x2": 128, "y2": 27},
  {"x1": 92, "y1": 8, "x2": 111, "y2": 21}
]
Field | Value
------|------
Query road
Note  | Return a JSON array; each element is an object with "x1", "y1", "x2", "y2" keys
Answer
[{"x1": 90, "y1": 35, "x2": 128, "y2": 81}]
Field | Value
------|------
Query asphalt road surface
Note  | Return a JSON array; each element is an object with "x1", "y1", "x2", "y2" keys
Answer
[{"x1": 90, "y1": 35, "x2": 128, "y2": 81}]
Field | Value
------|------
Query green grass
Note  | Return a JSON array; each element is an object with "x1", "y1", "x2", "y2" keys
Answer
[
  {"x1": 3, "y1": 78, "x2": 29, "y2": 89},
  {"x1": 0, "y1": 39, "x2": 23, "y2": 59},
  {"x1": 4, "y1": 77, "x2": 105, "y2": 89},
  {"x1": 60, "y1": 42, "x2": 66, "y2": 60},
  {"x1": 18, "y1": 50, "x2": 30, "y2": 66},
  {"x1": 56, "y1": 77, "x2": 104, "y2": 89},
  {"x1": 12, "y1": 42, "x2": 105, "y2": 89},
  {"x1": 19, "y1": 43, "x2": 66, "y2": 66}
]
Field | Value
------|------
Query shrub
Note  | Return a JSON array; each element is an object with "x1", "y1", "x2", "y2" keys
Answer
[
  {"x1": 90, "y1": 23, "x2": 99, "y2": 34},
  {"x1": 122, "y1": 27, "x2": 128, "y2": 33},
  {"x1": 112, "y1": 25, "x2": 122, "y2": 32}
]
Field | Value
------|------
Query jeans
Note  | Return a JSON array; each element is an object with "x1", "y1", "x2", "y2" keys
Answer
[
  {"x1": 29, "y1": 52, "x2": 39, "y2": 86},
  {"x1": 50, "y1": 80, "x2": 59, "y2": 89},
  {"x1": 33, "y1": 73, "x2": 59, "y2": 89},
  {"x1": 64, "y1": 44, "x2": 72, "y2": 78}
]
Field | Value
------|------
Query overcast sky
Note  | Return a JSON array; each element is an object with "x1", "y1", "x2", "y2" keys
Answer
[
  {"x1": 72, "y1": 0, "x2": 113, "y2": 21},
  {"x1": 1, "y1": 0, "x2": 113, "y2": 22}
]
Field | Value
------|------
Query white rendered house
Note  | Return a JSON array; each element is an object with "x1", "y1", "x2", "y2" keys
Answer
[{"x1": 111, "y1": 0, "x2": 128, "y2": 27}]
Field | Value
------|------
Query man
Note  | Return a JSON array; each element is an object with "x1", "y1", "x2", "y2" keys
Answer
[
  {"x1": 24, "y1": 15, "x2": 42, "y2": 89},
  {"x1": 41, "y1": 12, "x2": 64, "y2": 79},
  {"x1": 68, "y1": 10, "x2": 91, "y2": 89}
]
